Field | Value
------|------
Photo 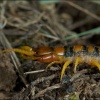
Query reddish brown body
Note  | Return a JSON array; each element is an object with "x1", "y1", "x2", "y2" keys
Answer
[
  {"x1": 2, "y1": 45, "x2": 100, "y2": 80},
  {"x1": 34, "y1": 46, "x2": 64, "y2": 63}
]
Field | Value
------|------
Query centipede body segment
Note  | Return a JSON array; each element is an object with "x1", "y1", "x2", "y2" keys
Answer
[{"x1": 1, "y1": 45, "x2": 100, "y2": 80}]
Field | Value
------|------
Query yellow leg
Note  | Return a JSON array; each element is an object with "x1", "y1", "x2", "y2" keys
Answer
[
  {"x1": 20, "y1": 54, "x2": 31, "y2": 59},
  {"x1": 46, "y1": 61, "x2": 61, "y2": 70},
  {"x1": 20, "y1": 54, "x2": 39, "y2": 61},
  {"x1": 20, "y1": 46, "x2": 32, "y2": 52},
  {"x1": 2, "y1": 46, "x2": 35, "y2": 56},
  {"x1": 74, "y1": 57, "x2": 82, "y2": 73},
  {"x1": 60, "y1": 60, "x2": 71, "y2": 81},
  {"x1": 91, "y1": 60, "x2": 100, "y2": 71}
]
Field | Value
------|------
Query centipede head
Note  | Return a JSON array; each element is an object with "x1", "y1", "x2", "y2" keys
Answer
[{"x1": 1, "y1": 46, "x2": 38, "y2": 60}]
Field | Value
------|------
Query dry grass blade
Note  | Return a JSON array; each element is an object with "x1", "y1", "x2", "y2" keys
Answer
[
  {"x1": 68, "y1": 17, "x2": 93, "y2": 30},
  {"x1": 66, "y1": 1, "x2": 100, "y2": 21},
  {"x1": 31, "y1": 74, "x2": 57, "y2": 86},
  {"x1": 0, "y1": 30, "x2": 28, "y2": 87},
  {"x1": 24, "y1": 69, "x2": 45, "y2": 75}
]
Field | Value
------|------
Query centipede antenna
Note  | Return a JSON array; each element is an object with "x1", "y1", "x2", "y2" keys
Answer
[{"x1": 2, "y1": 48, "x2": 35, "y2": 56}]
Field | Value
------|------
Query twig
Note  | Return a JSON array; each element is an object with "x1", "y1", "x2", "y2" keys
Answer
[
  {"x1": 31, "y1": 74, "x2": 57, "y2": 86},
  {"x1": 24, "y1": 69, "x2": 45, "y2": 75},
  {"x1": 33, "y1": 84, "x2": 61, "y2": 99}
]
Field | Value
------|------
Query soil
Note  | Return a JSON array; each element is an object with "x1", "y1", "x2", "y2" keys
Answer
[{"x1": 0, "y1": 1, "x2": 100, "y2": 100}]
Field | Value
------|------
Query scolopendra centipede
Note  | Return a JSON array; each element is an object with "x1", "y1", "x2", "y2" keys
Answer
[{"x1": 1, "y1": 45, "x2": 100, "y2": 80}]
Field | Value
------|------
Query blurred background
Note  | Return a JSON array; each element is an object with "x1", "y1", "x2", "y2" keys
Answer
[
  {"x1": 1, "y1": 0, "x2": 100, "y2": 47},
  {"x1": 0, "y1": 0, "x2": 100, "y2": 100}
]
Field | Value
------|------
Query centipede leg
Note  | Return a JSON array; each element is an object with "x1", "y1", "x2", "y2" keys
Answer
[
  {"x1": 2, "y1": 47, "x2": 35, "y2": 56},
  {"x1": 90, "y1": 60, "x2": 100, "y2": 71},
  {"x1": 46, "y1": 61, "x2": 61, "y2": 70},
  {"x1": 60, "y1": 60, "x2": 71, "y2": 81},
  {"x1": 20, "y1": 46, "x2": 32, "y2": 51},
  {"x1": 20, "y1": 54, "x2": 31, "y2": 59},
  {"x1": 74, "y1": 57, "x2": 82, "y2": 73}
]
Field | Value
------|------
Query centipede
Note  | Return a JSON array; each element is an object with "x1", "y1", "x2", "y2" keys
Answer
[{"x1": 1, "y1": 45, "x2": 100, "y2": 80}]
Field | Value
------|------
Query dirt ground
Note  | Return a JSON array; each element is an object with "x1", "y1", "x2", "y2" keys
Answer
[{"x1": 0, "y1": 1, "x2": 100, "y2": 100}]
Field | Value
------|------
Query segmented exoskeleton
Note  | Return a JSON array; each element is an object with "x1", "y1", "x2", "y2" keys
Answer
[{"x1": 2, "y1": 45, "x2": 100, "y2": 80}]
